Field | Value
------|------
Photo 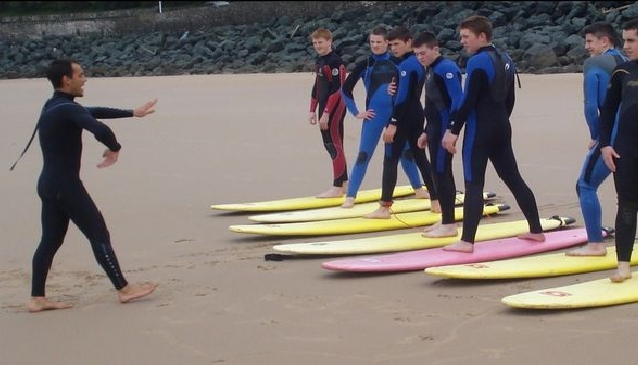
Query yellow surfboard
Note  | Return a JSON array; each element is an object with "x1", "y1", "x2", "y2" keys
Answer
[
  {"x1": 230, "y1": 203, "x2": 508, "y2": 236},
  {"x1": 210, "y1": 185, "x2": 415, "y2": 212},
  {"x1": 271, "y1": 216, "x2": 574, "y2": 255},
  {"x1": 248, "y1": 192, "x2": 496, "y2": 223},
  {"x1": 425, "y1": 239, "x2": 631, "y2": 280},
  {"x1": 502, "y1": 272, "x2": 638, "y2": 309}
]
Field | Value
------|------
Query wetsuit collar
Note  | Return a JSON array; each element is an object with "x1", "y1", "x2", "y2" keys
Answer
[
  {"x1": 430, "y1": 55, "x2": 444, "y2": 68},
  {"x1": 372, "y1": 52, "x2": 390, "y2": 61},
  {"x1": 53, "y1": 90, "x2": 75, "y2": 101}
]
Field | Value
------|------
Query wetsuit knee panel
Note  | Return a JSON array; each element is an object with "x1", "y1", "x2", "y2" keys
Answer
[
  {"x1": 356, "y1": 151, "x2": 370, "y2": 165},
  {"x1": 323, "y1": 142, "x2": 337, "y2": 159},
  {"x1": 402, "y1": 149, "x2": 414, "y2": 162}
]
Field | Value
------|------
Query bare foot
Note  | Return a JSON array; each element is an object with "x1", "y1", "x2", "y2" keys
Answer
[
  {"x1": 317, "y1": 186, "x2": 345, "y2": 198},
  {"x1": 518, "y1": 232, "x2": 546, "y2": 242},
  {"x1": 363, "y1": 206, "x2": 391, "y2": 219},
  {"x1": 610, "y1": 262, "x2": 632, "y2": 283},
  {"x1": 27, "y1": 297, "x2": 73, "y2": 313},
  {"x1": 423, "y1": 223, "x2": 458, "y2": 238},
  {"x1": 413, "y1": 187, "x2": 430, "y2": 199},
  {"x1": 565, "y1": 243, "x2": 607, "y2": 257},
  {"x1": 118, "y1": 282, "x2": 159, "y2": 303},
  {"x1": 341, "y1": 197, "x2": 356, "y2": 208},
  {"x1": 442, "y1": 241, "x2": 474, "y2": 253},
  {"x1": 430, "y1": 199, "x2": 442, "y2": 213},
  {"x1": 422, "y1": 220, "x2": 441, "y2": 233}
]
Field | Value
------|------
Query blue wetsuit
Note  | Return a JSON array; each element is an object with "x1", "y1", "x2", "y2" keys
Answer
[
  {"x1": 379, "y1": 51, "x2": 437, "y2": 205},
  {"x1": 341, "y1": 52, "x2": 423, "y2": 199},
  {"x1": 576, "y1": 49, "x2": 626, "y2": 243},
  {"x1": 599, "y1": 60, "x2": 638, "y2": 262},
  {"x1": 424, "y1": 56, "x2": 464, "y2": 224},
  {"x1": 32, "y1": 91, "x2": 131, "y2": 297},
  {"x1": 448, "y1": 45, "x2": 542, "y2": 243},
  {"x1": 310, "y1": 50, "x2": 348, "y2": 188}
]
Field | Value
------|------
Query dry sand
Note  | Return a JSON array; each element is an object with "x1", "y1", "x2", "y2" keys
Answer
[{"x1": 0, "y1": 72, "x2": 635, "y2": 364}]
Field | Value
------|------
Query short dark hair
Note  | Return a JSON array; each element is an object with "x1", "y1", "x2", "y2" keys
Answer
[
  {"x1": 460, "y1": 15, "x2": 492, "y2": 41},
  {"x1": 412, "y1": 31, "x2": 438, "y2": 49},
  {"x1": 46, "y1": 59, "x2": 77, "y2": 89},
  {"x1": 370, "y1": 25, "x2": 388, "y2": 39},
  {"x1": 583, "y1": 22, "x2": 618, "y2": 47},
  {"x1": 623, "y1": 18, "x2": 638, "y2": 33},
  {"x1": 387, "y1": 26, "x2": 412, "y2": 42}
]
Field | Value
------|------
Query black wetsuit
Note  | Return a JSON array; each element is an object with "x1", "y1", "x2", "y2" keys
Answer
[
  {"x1": 599, "y1": 60, "x2": 638, "y2": 262},
  {"x1": 448, "y1": 46, "x2": 542, "y2": 243},
  {"x1": 380, "y1": 51, "x2": 436, "y2": 205},
  {"x1": 32, "y1": 91, "x2": 131, "y2": 297},
  {"x1": 310, "y1": 50, "x2": 348, "y2": 188}
]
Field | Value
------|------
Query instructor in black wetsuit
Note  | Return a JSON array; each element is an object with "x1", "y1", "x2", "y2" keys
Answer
[
  {"x1": 441, "y1": 15, "x2": 545, "y2": 253},
  {"x1": 25, "y1": 59, "x2": 158, "y2": 312}
]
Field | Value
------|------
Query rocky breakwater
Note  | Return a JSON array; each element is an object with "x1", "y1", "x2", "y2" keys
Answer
[{"x1": 1, "y1": 1, "x2": 637, "y2": 79}]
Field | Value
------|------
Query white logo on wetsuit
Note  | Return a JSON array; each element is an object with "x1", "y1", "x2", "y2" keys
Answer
[
  {"x1": 446, "y1": 72, "x2": 453, "y2": 79},
  {"x1": 401, "y1": 70, "x2": 407, "y2": 77},
  {"x1": 332, "y1": 68, "x2": 339, "y2": 76},
  {"x1": 505, "y1": 63, "x2": 510, "y2": 71}
]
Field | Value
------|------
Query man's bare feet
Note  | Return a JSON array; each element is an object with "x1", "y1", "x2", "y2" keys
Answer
[
  {"x1": 430, "y1": 199, "x2": 442, "y2": 213},
  {"x1": 422, "y1": 220, "x2": 441, "y2": 233},
  {"x1": 518, "y1": 232, "x2": 546, "y2": 242},
  {"x1": 363, "y1": 206, "x2": 391, "y2": 219},
  {"x1": 118, "y1": 282, "x2": 159, "y2": 303},
  {"x1": 566, "y1": 242, "x2": 608, "y2": 257},
  {"x1": 27, "y1": 297, "x2": 73, "y2": 313},
  {"x1": 442, "y1": 241, "x2": 474, "y2": 253},
  {"x1": 317, "y1": 186, "x2": 345, "y2": 198},
  {"x1": 413, "y1": 187, "x2": 430, "y2": 199},
  {"x1": 610, "y1": 262, "x2": 632, "y2": 283},
  {"x1": 341, "y1": 197, "x2": 356, "y2": 208},
  {"x1": 423, "y1": 223, "x2": 458, "y2": 238}
]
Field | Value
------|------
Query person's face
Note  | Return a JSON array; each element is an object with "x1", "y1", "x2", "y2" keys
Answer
[
  {"x1": 369, "y1": 34, "x2": 388, "y2": 55},
  {"x1": 312, "y1": 36, "x2": 332, "y2": 56},
  {"x1": 413, "y1": 44, "x2": 438, "y2": 67},
  {"x1": 64, "y1": 63, "x2": 86, "y2": 97},
  {"x1": 584, "y1": 33, "x2": 610, "y2": 57},
  {"x1": 622, "y1": 28, "x2": 638, "y2": 61},
  {"x1": 389, "y1": 38, "x2": 411, "y2": 57},
  {"x1": 459, "y1": 28, "x2": 484, "y2": 54}
]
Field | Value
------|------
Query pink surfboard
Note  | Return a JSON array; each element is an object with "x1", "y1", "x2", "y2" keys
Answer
[{"x1": 321, "y1": 228, "x2": 605, "y2": 273}]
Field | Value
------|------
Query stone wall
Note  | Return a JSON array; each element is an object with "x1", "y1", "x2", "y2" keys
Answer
[{"x1": 0, "y1": 1, "x2": 397, "y2": 40}]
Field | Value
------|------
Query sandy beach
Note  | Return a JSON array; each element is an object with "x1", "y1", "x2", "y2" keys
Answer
[{"x1": 1, "y1": 72, "x2": 634, "y2": 364}]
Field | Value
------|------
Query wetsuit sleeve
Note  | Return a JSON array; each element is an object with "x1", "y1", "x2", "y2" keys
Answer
[
  {"x1": 583, "y1": 62, "x2": 601, "y2": 140},
  {"x1": 310, "y1": 75, "x2": 318, "y2": 112},
  {"x1": 599, "y1": 68, "x2": 623, "y2": 148},
  {"x1": 324, "y1": 60, "x2": 346, "y2": 114},
  {"x1": 390, "y1": 67, "x2": 418, "y2": 126},
  {"x1": 86, "y1": 107, "x2": 134, "y2": 119},
  {"x1": 505, "y1": 71, "x2": 515, "y2": 116},
  {"x1": 448, "y1": 65, "x2": 486, "y2": 135},
  {"x1": 341, "y1": 60, "x2": 367, "y2": 116},
  {"x1": 444, "y1": 66, "x2": 464, "y2": 113},
  {"x1": 67, "y1": 104, "x2": 122, "y2": 151}
]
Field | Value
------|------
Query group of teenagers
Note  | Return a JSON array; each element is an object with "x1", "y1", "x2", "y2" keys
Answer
[
  {"x1": 306, "y1": 14, "x2": 638, "y2": 282},
  {"x1": 16, "y1": 14, "x2": 638, "y2": 313}
]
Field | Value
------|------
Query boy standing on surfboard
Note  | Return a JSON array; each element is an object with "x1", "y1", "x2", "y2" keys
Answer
[
  {"x1": 412, "y1": 31, "x2": 465, "y2": 238},
  {"x1": 600, "y1": 18, "x2": 638, "y2": 282},
  {"x1": 364, "y1": 26, "x2": 439, "y2": 219},
  {"x1": 441, "y1": 15, "x2": 545, "y2": 252},
  {"x1": 308, "y1": 28, "x2": 349, "y2": 199},
  {"x1": 340, "y1": 25, "x2": 431, "y2": 209},
  {"x1": 567, "y1": 22, "x2": 626, "y2": 257}
]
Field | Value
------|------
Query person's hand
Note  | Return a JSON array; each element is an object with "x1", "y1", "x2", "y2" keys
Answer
[
  {"x1": 318, "y1": 113, "x2": 329, "y2": 130},
  {"x1": 587, "y1": 139, "x2": 597, "y2": 150},
  {"x1": 356, "y1": 109, "x2": 375, "y2": 121},
  {"x1": 97, "y1": 149, "x2": 119, "y2": 168},
  {"x1": 442, "y1": 130, "x2": 458, "y2": 154},
  {"x1": 417, "y1": 132, "x2": 427, "y2": 149},
  {"x1": 387, "y1": 77, "x2": 397, "y2": 96},
  {"x1": 383, "y1": 124, "x2": 396, "y2": 143},
  {"x1": 133, "y1": 98, "x2": 158, "y2": 117},
  {"x1": 308, "y1": 112, "x2": 317, "y2": 125},
  {"x1": 601, "y1": 146, "x2": 619, "y2": 172}
]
